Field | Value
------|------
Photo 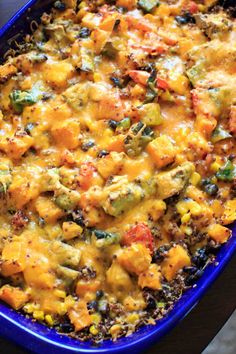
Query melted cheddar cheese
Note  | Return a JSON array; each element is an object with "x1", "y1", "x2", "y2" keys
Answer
[{"x1": 0, "y1": 0, "x2": 235, "y2": 341}]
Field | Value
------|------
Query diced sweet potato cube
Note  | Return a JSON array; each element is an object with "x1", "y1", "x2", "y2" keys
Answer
[
  {"x1": 0, "y1": 134, "x2": 33, "y2": 160},
  {"x1": 161, "y1": 245, "x2": 191, "y2": 281},
  {"x1": 1, "y1": 241, "x2": 26, "y2": 277},
  {"x1": 117, "y1": 243, "x2": 151, "y2": 275},
  {"x1": 123, "y1": 292, "x2": 146, "y2": 311},
  {"x1": 106, "y1": 135, "x2": 125, "y2": 152},
  {"x1": 51, "y1": 119, "x2": 80, "y2": 149},
  {"x1": 8, "y1": 175, "x2": 40, "y2": 209},
  {"x1": 0, "y1": 63, "x2": 17, "y2": 84},
  {"x1": 92, "y1": 29, "x2": 111, "y2": 54},
  {"x1": 222, "y1": 200, "x2": 236, "y2": 225},
  {"x1": 75, "y1": 279, "x2": 101, "y2": 298},
  {"x1": 146, "y1": 135, "x2": 176, "y2": 169},
  {"x1": 68, "y1": 300, "x2": 92, "y2": 332},
  {"x1": 208, "y1": 224, "x2": 231, "y2": 243},
  {"x1": 138, "y1": 264, "x2": 162, "y2": 290},
  {"x1": 116, "y1": 0, "x2": 137, "y2": 9},
  {"x1": 0, "y1": 285, "x2": 28, "y2": 310},
  {"x1": 106, "y1": 261, "x2": 133, "y2": 295},
  {"x1": 43, "y1": 61, "x2": 74, "y2": 89},
  {"x1": 99, "y1": 13, "x2": 120, "y2": 31},
  {"x1": 81, "y1": 13, "x2": 102, "y2": 29},
  {"x1": 96, "y1": 94, "x2": 124, "y2": 121},
  {"x1": 96, "y1": 151, "x2": 125, "y2": 179},
  {"x1": 35, "y1": 196, "x2": 64, "y2": 223},
  {"x1": 62, "y1": 221, "x2": 83, "y2": 240},
  {"x1": 187, "y1": 132, "x2": 212, "y2": 158}
]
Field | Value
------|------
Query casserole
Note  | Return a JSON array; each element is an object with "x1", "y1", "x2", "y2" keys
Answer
[{"x1": 0, "y1": 1, "x2": 235, "y2": 353}]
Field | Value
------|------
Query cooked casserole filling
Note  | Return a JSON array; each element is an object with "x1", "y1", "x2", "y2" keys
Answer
[{"x1": 0, "y1": 0, "x2": 235, "y2": 341}]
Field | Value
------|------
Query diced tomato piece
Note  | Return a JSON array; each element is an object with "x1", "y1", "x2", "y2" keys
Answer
[
  {"x1": 122, "y1": 223, "x2": 154, "y2": 254},
  {"x1": 126, "y1": 16, "x2": 154, "y2": 32},
  {"x1": 78, "y1": 162, "x2": 96, "y2": 191},
  {"x1": 128, "y1": 70, "x2": 149, "y2": 86},
  {"x1": 156, "y1": 77, "x2": 169, "y2": 90},
  {"x1": 131, "y1": 44, "x2": 167, "y2": 54},
  {"x1": 188, "y1": 1, "x2": 198, "y2": 14}
]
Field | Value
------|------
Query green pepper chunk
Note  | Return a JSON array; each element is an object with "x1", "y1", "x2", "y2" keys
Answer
[
  {"x1": 102, "y1": 42, "x2": 118, "y2": 60},
  {"x1": 124, "y1": 122, "x2": 155, "y2": 157},
  {"x1": 30, "y1": 53, "x2": 48, "y2": 64},
  {"x1": 138, "y1": 0, "x2": 160, "y2": 12},
  {"x1": 54, "y1": 194, "x2": 75, "y2": 211},
  {"x1": 140, "y1": 103, "x2": 163, "y2": 126},
  {"x1": 186, "y1": 62, "x2": 205, "y2": 87},
  {"x1": 93, "y1": 229, "x2": 120, "y2": 248},
  {"x1": 10, "y1": 90, "x2": 38, "y2": 113},
  {"x1": 0, "y1": 169, "x2": 12, "y2": 193},
  {"x1": 78, "y1": 47, "x2": 94, "y2": 72},
  {"x1": 116, "y1": 117, "x2": 131, "y2": 132},
  {"x1": 216, "y1": 160, "x2": 236, "y2": 182},
  {"x1": 211, "y1": 125, "x2": 232, "y2": 143}
]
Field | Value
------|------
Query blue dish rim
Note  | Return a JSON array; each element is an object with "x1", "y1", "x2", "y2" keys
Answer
[{"x1": 0, "y1": 2, "x2": 236, "y2": 353}]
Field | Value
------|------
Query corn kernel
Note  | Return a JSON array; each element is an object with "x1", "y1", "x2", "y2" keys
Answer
[
  {"x1": 78, "y1": 1, "x2": 86, "y2": 8},
  {"x1": 24, "y1": 303, "x2": 38, "y2": 314},
  {"x1": 176, "y1": 201, "x2": 189, "y2": 215},
  {"x1": 210, "y1": 162, "x2": 221, "y2": 172},
  {"x1": 93, "y1": 72, "x2": 102, "y2": 82},
  {"x1": 58, "y1": 302, "x2": 67, "y2": 315},
  {"x1": 65, "y1": 295, "x2": 75, "y2": 309},
  {"x1": 181, "y1": 212, "x2": 191, "y2": 224},
  {"x1": 126, "y1": 313, "x2": 139, "y2": 324},
  {"x1": 110, "y1": 324, "x2": 121, "y2": 337},
  {"x1": 45, "y1": 314, "x2": 54, "y2": 326},
  {"x1": 33, "y1": 310, "x2": 44, "y2": 321},
  {"x1": 89, "y1": 325, "x2": 99, "y2": 335},
  {"x1": 189, "y1": 201, "x2": 202, "y2": 216},
  {"x1": 181, "y1": 225, "x2": 192, "y2": 235},
  {"x1": 91, "y1": 312, "x2": 101, "y2": 324},
  {"x1": 190, "y1": 172, "x2": 201, "y2": 186},
  {"x1": 54, "y1": 289, "x2": 66, "y2": 299}
]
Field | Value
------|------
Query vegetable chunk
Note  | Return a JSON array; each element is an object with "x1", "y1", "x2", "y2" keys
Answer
[
  {"x1": 161, "y1": 245, "x2": 191, "y2": 281},
  {"x1": 146, "y1": 135, "x2": 176, "y2": 169}
]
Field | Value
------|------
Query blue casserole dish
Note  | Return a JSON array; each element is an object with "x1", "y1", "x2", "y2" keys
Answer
[{"x1": 0, "y1": 1, "x2": 235, "y2": 353}]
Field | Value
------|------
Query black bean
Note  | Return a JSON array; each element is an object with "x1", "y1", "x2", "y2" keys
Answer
[
  {"x1": 59, "y1": 322, "x2": 74, "y2": 333},
  {"x1": 81, "y1": 140, "x2": 95, "y2": 152},
  {"x1": 42, "y1": 92, "x2": 53, "y2": 101},
  {"x1": 96, "y1": 290, "x2": 104, "y2": 299},
  {"x1": 110, "y1": 76, "x2": 123, "y2": 88},
  {"x1": 97, "y1": 150, "x2": 109, "y2": 158},
  {"x1": 175, "y1": 12, "x2": 195, "y2": 25},
  {"x1": 78, "y1": 27, "x2": 91, "y2": 38},
  {"x1": 152, "y1": 245, "x2": 170, "y2": 264},
  {"x1": 71, "y1": 209, "x2": 85, "y2": 227},
  {"x1": 114, "y1": 19, "x2": 121, "y2": 31},
  {"x1": 54, "y1": 1, "x2": 66, "y2": 10},
  {"x1": 185, "y1": 269, "x2": 204, "y2": 286},
  {"x1": 146, "y1": 296, "x2": 157, "y2": 310},
  {"x1": 87, "y1": 300, "x2": 98, "y2": 311},
  {"x1": 25, "y1": 123, "x2": 35, "y2": 135},
  {"x1": 192, "y1": 248, "x2": 208, "y2": 268},
  {"x1": 204, "y1": 183, "x2": 219, "y2": 196},
  {"x1": 108, "y1": 120, "x2": 118, "y2": 131}
]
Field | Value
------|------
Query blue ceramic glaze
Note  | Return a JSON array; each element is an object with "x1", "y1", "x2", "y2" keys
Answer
[{"x1": 0, "y1": 2, "x2": 235, "y2": 353}]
